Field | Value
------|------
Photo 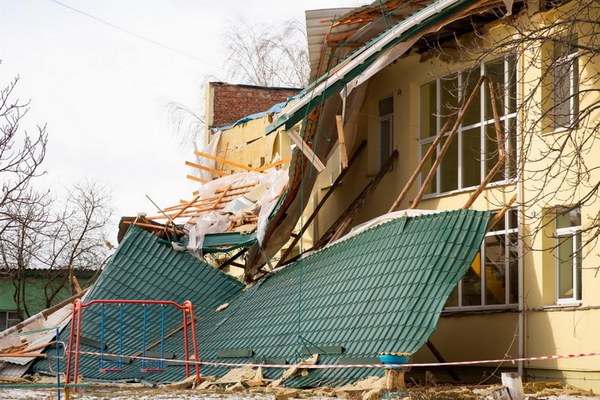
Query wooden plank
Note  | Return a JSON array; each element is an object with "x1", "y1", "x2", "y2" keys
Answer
[
  {"x1": 256, "y1": 157, "x2": 292, "y2": 172},
  {"x1": 462, "y1": 81, "x2": 507, "y2": 210},
  {"x1": 186, "y1": 174, "x2": 209, "y2": 184},
  {"x1": 325, "y1": 149, "x2": 399, "y2": 245},
  {"x1": 335, "y1": 115, "x2": 349, "y2": 169},
  {"x1": 194, "y1": 150, "x2": 261, "y2": 172},
  {"x1": 276, "y1": 140, "x2": 367, "y2": 268},
  {"x1": 410, "y1": 75, "x2": 485, "y2": 209},
  {"x1": 185, "y1": 161, "x2": 229, "y2": 177},
  {"x1": 286, "y1": 127, "x2": 326, "y2": 172}
]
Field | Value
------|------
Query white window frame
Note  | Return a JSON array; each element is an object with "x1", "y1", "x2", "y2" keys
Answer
[
  {"x1": 418, "y1": 56, "x2": 517, "y2": 196},
  {"x1": 445, "y1": 210, "x2": 519, "y2": 311},
  {"x1": 552, "y1": 38, "x2": 579, "y2": 131},
  {"x1": 555, "y1": 223, "x2": 582, "y2": 305},
  {"x1": 0, "y1": 310, "x2": 20, "y2": 331}
]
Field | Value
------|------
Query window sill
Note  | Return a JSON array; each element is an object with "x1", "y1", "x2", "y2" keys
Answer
[
  {"x1": 541, "y1": 127, "x2": 570, "y2": 136},
  {"x1": 442, "y1": 304, "x2": 518, "y2": 315},
  {"x1": 421, "y1": 179, "x2": 516, "y2": 201},
  {"x1": 542, "y1": 301, "x2": 581, "y2": 309}
]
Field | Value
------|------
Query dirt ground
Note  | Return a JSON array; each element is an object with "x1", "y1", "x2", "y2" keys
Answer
[{"x1": 1, "y1": 384, "x2": 599, "y2": 400}]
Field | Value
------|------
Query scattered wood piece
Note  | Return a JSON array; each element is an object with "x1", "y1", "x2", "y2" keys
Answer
[
  {"x1": 256, "y1": 157, "x2": 292, "y2": 172},
  {"x1": 194, "y1": 150, "x2": 261, "y2": 172},
  {"x1": 335, "y1": 115, "x2": 349, "y2": 169},
  {"x1": 185, "y1": 161, "x2": 229, "y2": 177},
  {"x1": 187, "y1": 174, "x2": 209, "y2": 184}
]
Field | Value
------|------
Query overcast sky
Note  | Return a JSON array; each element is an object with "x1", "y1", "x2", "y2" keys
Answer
[{"x1": 0, "y1": 0, "x2": 359, "y2": 239}]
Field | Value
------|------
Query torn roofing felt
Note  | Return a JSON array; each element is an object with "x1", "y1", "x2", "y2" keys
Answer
[{"x1": 32, "y1": 209, "x2": 490, "y2": 387}]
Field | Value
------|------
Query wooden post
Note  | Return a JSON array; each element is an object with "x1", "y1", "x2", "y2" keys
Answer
[
  {"x1": 385, "y1": 369, "x2": 406, "y2": 392},
  {"x1": 335, "y1": 115, "x2": 349, "y2": 169},
  {"x1": 501, "y1": 372, "x2": 525, "y2": 400}
]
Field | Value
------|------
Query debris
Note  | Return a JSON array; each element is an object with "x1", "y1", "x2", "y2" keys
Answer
[
  {"x1": 215, "y1": 303, "x2": 229, "y2": 312},
  {"x1": 225, "y1": 381, "x2": 247, "y2": 392},
  {"x1": 281, "y1": 354, "x2": 319, "y2": 379},
  {"x1": 164, "y1": 375, "x2": 197, "y2": 390},
  {"x1": 214, "y1": 365, "x2": 257, "y2": 384}
]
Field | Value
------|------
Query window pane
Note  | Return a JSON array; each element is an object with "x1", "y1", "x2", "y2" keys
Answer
[
  {"x1": 554, "y1": 62, "x2": 572, "y2": 128},
  {"x1": 379, "y1": 97, "x2": 394, "y2": 116},
  {"x1": 484, "y1": 234, "x2": 505, "y2": 305},
  {"x1": 462, "y1": 127, "x2": 481, "y2": 188},
  {"x1": 420, "y1": 81, "x2": 437, "y2": 138},
  {"x1": 446, "y1": 285, "x2": 459, "y2": 307},
  {"x1": 558, "y1": 235, "x2": 575, "y2": 299},
  {"x1": 507, "y1": 56, "x2": 517, "y2": 113},
  {"x1": 0, "y1": 312, "x2": 6, "y2": 331},
  {"x1": 484, "y1": 124, "x2": 503, "y2": 182},
  {"x1": 379, "y1": 118, "x2": 393, "y2": 168},
  {"x1": 463, "y1": 253, "x2": 482, "y2": 306},
  {"x1": 463, "y1": 67, "x2": 481, "y2": 127},
  {"x1": 508, "y1": 232, "x2": 519, "y2": 304},
  {"x1": 440, "y1": 136, "x2": 458, "y2": 192},
  {"x1": 485, "y1": 59, "x2": 505, "y2": 120},
  {"x1": 441, "y1": 74, "x2": 459, "y2": 130},
  {"x1": 421, "y1": 142, "x2": 437, "y2": 195}
]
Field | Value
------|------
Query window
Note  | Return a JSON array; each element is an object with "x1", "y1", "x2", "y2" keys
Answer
[
  {"x1": 419, "y1": 56, "x2": 517, "y2": 195},
  {"x1": 378, "y1": 97, "x2": 394, "y2": 169},
  {"x1": 555, "y1": 207, "x2": 582, "y2": 304},
  {"x1": 0, "y1": 310, "x2": 20, "y2": 331},
  {"x1": 446, "y1": 209, "x2": 519, "y2": 310},
  {"x1": 552, "y1": 36, "x2": 578, "y2": 130}
]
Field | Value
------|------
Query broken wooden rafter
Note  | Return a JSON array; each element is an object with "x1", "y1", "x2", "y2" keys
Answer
[
  {"x1": 194, "y1": 150, "x2": 262, "y2": 173},
  {"x1": 335, "y1": 115, "x2": 349, "y2": 169},
  {"x1": 462, "y1": 81, "x2": 507, "y2": 210},
  {"x1": 287, "y1": 127, "x2": 326, "y2": 172},
  {"x1": 185, "y1": 161, "x2": 229, "y2": 177},
  {"x1": 327, "y1": 149, "x2": 399, "y2": 244},
  {"x1": 276, "y1": 140, "x2": 367, "y2": 268},
  {"x1": 187, "y1": 174, "x2": 209, "y2": 184},
  {"x1": 410, "y1": 75, "x2": 486, "y2": 209},
  {"x1": 256, "y1": 157, "x2": 292, "y2": 172}
]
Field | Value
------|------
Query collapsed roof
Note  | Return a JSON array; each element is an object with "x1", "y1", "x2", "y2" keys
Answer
[{"x1": 32, "y1": 209, "x2": 491, "y2": 386}]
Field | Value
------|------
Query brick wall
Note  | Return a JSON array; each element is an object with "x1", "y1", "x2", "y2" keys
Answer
[{"x1": 210, "y1": 82, "x2": 301, "y2": 128}]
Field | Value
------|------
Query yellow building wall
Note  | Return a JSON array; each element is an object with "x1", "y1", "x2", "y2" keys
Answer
[{"x1": 304, "y1": 0, "x2": 600, "y2": 389}]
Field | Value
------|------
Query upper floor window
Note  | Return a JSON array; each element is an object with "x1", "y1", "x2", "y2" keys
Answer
[
  {"x1": 378, "y1": 97, "x2": 394, "y2": 170},
  {"x1": 0, "y1": 310, "x2": 20, "y2": 331},
  {"x1": 552, "y1": 36, "x2": 579, "y2": 130},
  {"x1": 446, "y1": 209, "x2": 519, "y2": 310},
  {"x1": 419, "y1": 56, "x2": 517, "y2": 195},
  {"x1": 555, "y1": 207, "x2": 582, "y2": 304}
]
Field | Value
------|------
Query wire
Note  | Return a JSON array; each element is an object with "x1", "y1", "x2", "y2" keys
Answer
[{"x1": 47, "y1": 0, "x2": 221, "y2": 68}]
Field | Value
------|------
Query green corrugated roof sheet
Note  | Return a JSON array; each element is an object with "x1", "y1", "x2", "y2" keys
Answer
[
  {"x1": 202, "y1": 232, "x2": 257, "y2": 253},
  {"x1": 33, "y1": 210, "x2": 490, "y2": 387}
]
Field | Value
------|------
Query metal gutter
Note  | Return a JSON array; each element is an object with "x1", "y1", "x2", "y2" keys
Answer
[{"x1": 266, "y1": 0, "x2": 478, "y2": 135}]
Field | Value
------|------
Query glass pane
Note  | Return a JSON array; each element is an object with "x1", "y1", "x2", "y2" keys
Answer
[
  {"x1": 420, "y1": 81, "x2": 437, "y2": 138},
  {"x1": 485, "y1": 59, "x2": 505, "y2": 120},
  {"x1": 484, "y1": 124, "x2": 503, "y2": 182},
  {"x1": 441, "y1": 74, "x2": 459, "y2": 130},
  {"x1": 484, "y1": 234, "x2": 506, "y2": 305},
  {"x1": 0, "y1": 313, "x2": 6, "y2": 331},
  {"x1": 379, "y1": 97, "x2": 393, "y2": 116},
  {"x1": 554, "y1": 62, "x2": 571, "y2": 128},
  {"x1": 508, "y1": 232, "x2": 519, "y2": 304},
  {"x1": 446, "y1": 285, "x2": 459, "y2": 307},
  {"x1": 462, "y1": 127, "x2": 481, "y2": 188},
  {"x1": 463, "y1": 66, "x2": 481, "y2": 127},
  {"x1": 421, "y1": 143, "x2": 437, "y2": 195},
  {"x1": 506, "y1": 118, "x2": 517, "y2": 179},
  {"x1": 462, "y1": 253, "x2": 482, "y2": 306},
  {"x1": 379, "y1": 118, "x2": 392, "y2": 168},
  {"x1": 507, "y1": 55, "x2": 517, "y2": 113},
  {"x1": 440, "y1": 136, "x2": 458, "y2": 192},
  {"x1": 556, "y1": 208, "x2": 580, "y2": 228},
  {"x1": 558, "y1": 235, "x2": 575, "y2": 299}
]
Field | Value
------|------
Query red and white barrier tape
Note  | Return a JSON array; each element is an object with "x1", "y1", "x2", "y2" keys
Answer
[{"x1": 74, "y1": 350, "x2": 600, "y2": 369}]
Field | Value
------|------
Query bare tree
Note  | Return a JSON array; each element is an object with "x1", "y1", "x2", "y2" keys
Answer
[{"x1": 224, "y1": 18, "x2": 310, "y2": 88}]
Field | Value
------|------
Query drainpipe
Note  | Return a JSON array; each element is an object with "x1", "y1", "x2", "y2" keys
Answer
[{"x1": 517, "y1": 31, "x2": 525, "y2": 377}]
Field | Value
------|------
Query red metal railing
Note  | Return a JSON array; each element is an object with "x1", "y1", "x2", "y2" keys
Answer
[{"x1": 65, "y1": 299, "x2": 200, "y2": 390}]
